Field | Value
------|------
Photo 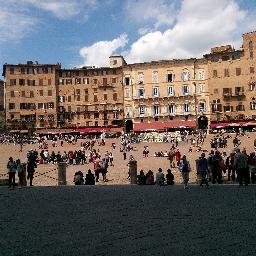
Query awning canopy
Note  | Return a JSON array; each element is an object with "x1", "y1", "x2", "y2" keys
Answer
[
  {"x1": 133, "y1": 120, "x2": 196, "y2": 132},
  {"x1": 74, "y1": 127, "x2": 111, "y2": 134},
  {"x1": 210, "y1": 121, "x2": 256, "y2": 128}
]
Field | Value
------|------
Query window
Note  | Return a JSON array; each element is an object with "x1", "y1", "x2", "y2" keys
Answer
[
  {"x1": 66, "y1": 79, "x2": 72, "y2": 85},
  {"x1": 83, "y1": 78, "x2": 89, "y2": 84},
  {"x1": 21, "y1": 91, "x2": 25, "y2": 97},
  {"x1": 67, "y1": 96, "x2": 71, "y2": 102},
  {"x1": 21, "y1": 68, "x2": 25, "y2": 74},
  {"x1": 138, "y1": 88, "x2": 145, "y2": 98},
  {"x1": 95, "y1": 121, "x2": 98, "y2": 127},
  {"x1": 249, "y1": 82, "x2": 256, "y2": 91},
  {"x1": 224, "y1": 68, "x2": 229, "y2": 77},
  {"x1": 58, "y1": 96, "x2": 65, "y2": 103},
  {"x1": 93, "y1": 79, "x2": 98, "y2": 85},
  {"x1": 102, "y1": 70, "x2": 107, "y2": 76},
  {"x1": 84, "y1": 95, "x2": 88, "y2": 101},
  {"x1": 104, "y1": 94, "x2": 107, "y2": 101},
  {"x1": 47, "y1": 90, "x2": 52, "y2": 96},
  {"x1": 48, "y1": 102, "x2": 54, "y2": 109},
  {"x1": 10, "y1": 79, "x2": 16, "y2": 86},
  {"x1": 152, "y1": 87, "x2": 159, "y2": 97},
  {"x1": 249, "y1": 40, "x2": 253, "y2": 50},
  {"x1": 10, "y1": 91, "x2": 15, "y2": 97},
  {"x1": 235, "y1": 87, "x2": 244, "y2": 95},
  {"x1": 212, "y1": 99, "x2": 222, "y2": 112},
  {"x1": 236, "y1": 68, "x2": 241, "y2": 76},
  {"x1": 213, "y1": 70, "x2": 217, "y2": 78},
  {"x1": 250, "y1": 52, "x2": 254, "y2": 59},
  {"x1": 223, "y1": 105, "x2": 233, "y2": 112},
  {"x1": 113, "y1": 111, "x2": 119, "y2": 119},
  {"x1": 183, "y1": 103, "x2": 190, "y2": 113},
  {"x1": 39, "y1": 79, "x2": 44, "y2": 86},
  {"x1": 19, "y1": 79, "x2": 25, "y2": 86},
  {"x1": 48, "y1": 79, "x2": 51, "y2": 86},
  {"x1": 138, "y1": 72, "x2": 144, "y2": 84},
  {"x1": 198, "y1": 84, "x2": 205, "y2": 93},
  {"x1": 167, "y1": 72, "x2": 175, "y2": 82},
  {"x1": 94, "y1": 95, "x2": 98, "y2": 102},
  {"x1": 139, "y1": 106, "x2": 145, "y2": 116},
  {"x1": 93, "y1": 71, "x2": 98, "y2": 76},
  {"x1": 167, "y1": 86, "x2": 174, "y2": 96},
  {"x1": 27, "y1": 80, "x2": 35, "y2": 86},
  {"x1": 27, "y1": 68, "x2": 33, "y2": 74},
  {"x1": 182, "y1": 85, "x2": 189, "y2": 95},
  {"x1": 125, "y1": 88, "x2": 130, "y2": 98},
  {"x1": 9, "y1": 103, "x2": 15, "y2": 109},
  {"x1": 68, "y1": 106, "x2": 71, "y2": 112},
  {"x1": 169, "y1": 105, "x2": 176, "y2": 115},
  {"x1": 103, "y1": 78, "x2": 108, "y2": 85},
  {"x1": 112, "y1": 77, "x2": 117, "y2": 84},
  {"x1": 153, "y1": 105, "x2": 160, "y2": 116},
  {"x1": 113, "y1": 93, "x2": 117, "y2": 101},
  {"x1": 198, "y1": 102, "x2": 206, "y2": 112},
  {"x1": 181, "y1": 70, "x2": 190, "y2": 81},
  {"x1": 10, "y1": 67, "x2": 14, "y2": 74},
  {"x1": 47, "y1": 67, "x2": 52, "y2": 74},
  {"x1": 250, "y1": 67, "x2": 254, "y2": 74},
  {"x1": 39, "y1": 90, "x2": 43, "y2": 96},
  {"x1": 30, "y1": 91, "x2": 34, "y2": 98},
  {"x1": 223, "y1": 88, "x2": 232, "y2": 96},
  {"x1": 236, "y1": 104, "x2": 245, "y2": 111},
  {"x1": 250, "y1": 102, "x2": 256, "y2": 110},
  {"x1": 198, "y1": 70, "x2": 205, "y2": 80},
  {"x1": 152, "y1": 71, "x2": 158, "y2": 83},
  {"x1": 124, "y1": 77, "x2": 130, "y2": 85}
]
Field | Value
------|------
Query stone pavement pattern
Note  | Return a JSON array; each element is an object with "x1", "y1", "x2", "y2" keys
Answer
[{"x1": 1, "y1": 185, "x2": 256, "y2": 256}]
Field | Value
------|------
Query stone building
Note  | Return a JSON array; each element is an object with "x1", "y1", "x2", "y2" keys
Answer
[
  {"x1": 57, "y1": 56, "x2": 124, "y2": 128},
  {"x1": 123, "y1": 58, "x2": 210, "y2": 131},
  {"x1": 204, "y1": 31, "x2": 256, "y2": 123},
  {"x1": 2, "y1": 57, "x2": 125, "y2": 130},
  {"x1": 0, "y1": 79, "x2": 4, "y2": 111},
  {"x1": 2, "y1": 61, "x2": 60, "y2": 129}
]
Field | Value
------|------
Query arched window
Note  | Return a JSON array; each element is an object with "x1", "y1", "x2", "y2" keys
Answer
[{"x1": 249, "y1": 40, "x2": 253, "y2": 50}]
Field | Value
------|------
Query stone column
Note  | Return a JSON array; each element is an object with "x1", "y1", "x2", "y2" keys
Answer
[
  {"x1": 58, "y1": 162, "x2": 67, "y2": 185},
  {"x1": 129, "y1": 160, "x2": 137, "y2": 184}
]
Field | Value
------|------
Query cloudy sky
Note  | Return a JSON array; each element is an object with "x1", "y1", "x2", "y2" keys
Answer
[{"x1": 0, "y1": 0, "x2": 256, "y2": 74}]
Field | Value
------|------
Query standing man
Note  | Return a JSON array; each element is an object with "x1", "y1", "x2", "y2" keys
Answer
[
  {"x1": 27, "y1": 160, "x2": 37, "y2": 186},
  {"x1": 234, "y1": 148, "x2": 249, "y2": 186},
  {"x1": 198, "y1": 153, "x2": 209, "y2": 187},
  {"x1": 7, "y1": 157, "x2": 17, "y2": 189},
  {"x1": 179, "y1": 155, "x2": 191, "y2": 189}
]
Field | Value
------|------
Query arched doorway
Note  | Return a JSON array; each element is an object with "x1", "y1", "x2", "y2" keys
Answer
[{"x1": 125, "y1": 120, "x2": 133, "y2": 133}]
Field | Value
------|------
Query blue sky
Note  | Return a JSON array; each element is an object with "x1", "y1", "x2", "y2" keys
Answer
[{"x1": 0, "y1": 0, "x2": 256, "y2": 77}]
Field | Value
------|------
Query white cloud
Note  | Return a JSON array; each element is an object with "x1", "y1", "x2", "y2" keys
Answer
[
  {"x1": 124, "y1": 0, "x2": 177, "y2": 29},
  {"x1": 0, "y1": 9, "x2": 36, "y2": 43},
  {"x1": 79, "y1": 34, "x2": 128, "y2": 67},
  {"x1": 125, "y1": 0, "x2": 256, "y2": 63},
  {"x1": 20, "y1": 0, "x2": 98, "y2": 19}
]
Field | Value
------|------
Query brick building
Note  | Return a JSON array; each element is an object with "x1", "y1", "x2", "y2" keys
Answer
[
  {"x1": 204, "y1": 31, "x2": 256, "y2": 123},
  {"x1": 0, "y1": 79, "x2": 4, "y2": 111},
  {"x1": 123, "y1": 58, "x2": 209, "y2": 131},
  {"x1": 2, "y1": 31, "x2": 256, "y2": 131}
]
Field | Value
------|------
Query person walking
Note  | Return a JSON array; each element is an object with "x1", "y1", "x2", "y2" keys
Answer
[
  {"x1": 179, "y1": 155, "x2": 191, "y2": 189},
  {"x1": 16, "y1": 159, "x2": 24, "y2": 188},
  {"x1": 27, "y1": 160, "x2": 37, "y2": 186},
  {"x1": 198, "y1": 153, "x2": 209, "y2": 188},
  {"x1": 7, "y1": 157, "x2": 17, "y2": 189}
]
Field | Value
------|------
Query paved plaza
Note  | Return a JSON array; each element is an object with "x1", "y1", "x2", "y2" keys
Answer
[{"x1": 1, "y1": 184, "x2": 256, "y2": 256}]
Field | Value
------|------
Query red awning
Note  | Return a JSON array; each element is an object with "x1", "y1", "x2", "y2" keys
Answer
[
  {"x1": 74, "y1": 127, "x2": 111, "y2": 133},
  {"x1": 210, "y1": 122, "x2": 230, "y2": 129},
  {"x1": 133, "y1": 120, "x2": 196, "y2": 132}
]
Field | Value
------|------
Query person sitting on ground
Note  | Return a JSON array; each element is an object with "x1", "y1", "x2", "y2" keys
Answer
[
  {"x1": 73, "y1": 171, "x2": 84, "y2": 185},
  {"x1": 146, "y1": 170, "x2": 155, "y2": 185},
  {"x1": 166, "y1": 169, "x2": 174, "y2": 185},
  {"x1": 156, "y1": 168, "x2": 165, "y2": 186},
  {"x1": 85, "y1": 169, "x2": 95, "y2": 185},
  {"x1": 137, "y1": 169, "x2": 146, "y2": 185}
]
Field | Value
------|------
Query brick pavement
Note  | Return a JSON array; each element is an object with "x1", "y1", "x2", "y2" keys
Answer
[{"x1": 1, "y1": 185, "x2": 256, "y2": 256}]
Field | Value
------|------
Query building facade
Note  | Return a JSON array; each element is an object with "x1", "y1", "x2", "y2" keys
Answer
[
  {"x1": 2, "y1": 31, "x2": 256, "y2": 131},
  {"x1": 123, "y1": 58, "x2": 210, "y2": 131},
  {"x1": 0, "y1": 79, "x2": 4, "y2": 111},
  {"x1": 204, "y1": 31, "x2": 256, "y2": 122}
]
